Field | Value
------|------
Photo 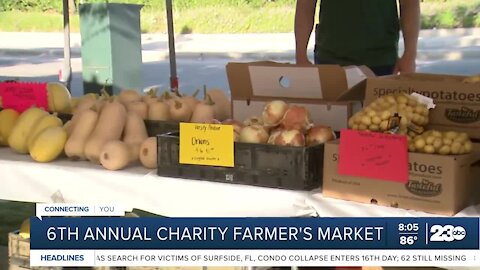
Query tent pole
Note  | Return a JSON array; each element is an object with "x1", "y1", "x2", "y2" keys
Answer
[
  {"x1": 61, "y1": 0, "x2": 73, "y2": 91},
  {"x1": 166, "y1": 0, "x2": 178, "y2": 92}
]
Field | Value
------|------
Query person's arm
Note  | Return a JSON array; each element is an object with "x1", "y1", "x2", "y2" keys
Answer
[
  {"x1": 295, "y1": 0, "x2": 318, "y2": 65},
  {"x1": 394, "y1": 0, "x2": 420, "y2": 74}
]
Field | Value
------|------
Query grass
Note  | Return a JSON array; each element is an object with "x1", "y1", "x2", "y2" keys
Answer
[{"x1": 0, "y1": 1, "x2": 479, "y2": 33}]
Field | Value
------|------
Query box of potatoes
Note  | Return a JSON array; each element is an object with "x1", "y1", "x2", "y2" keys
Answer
[{"x1": 322, "y1": 93, "x2": 480, "y2": 216}]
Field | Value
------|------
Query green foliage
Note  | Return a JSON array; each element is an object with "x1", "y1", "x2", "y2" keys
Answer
[
  {"x1": 0, "y1": 0, "x2": 479, "y2": 32},
  {"x1": 0, "y1": 0, "x2": 62, "y2": 12}
]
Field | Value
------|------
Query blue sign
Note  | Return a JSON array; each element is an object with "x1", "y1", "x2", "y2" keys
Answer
[{"x1": 30, "y1": 217, "x2": 479, "y2": 250}]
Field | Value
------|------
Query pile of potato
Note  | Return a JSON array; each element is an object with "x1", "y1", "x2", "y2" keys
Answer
[
  {"x1": 409, "y1": 130, "x2": 473, "y2": 155},
  {"x1": 348, "y1": 93, "x2": 430, "y2": 136}
]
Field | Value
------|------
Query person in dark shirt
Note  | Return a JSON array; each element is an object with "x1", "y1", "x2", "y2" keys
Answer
[{"x1": 295, "y1": 0, "x2": 420, "y2": 76}]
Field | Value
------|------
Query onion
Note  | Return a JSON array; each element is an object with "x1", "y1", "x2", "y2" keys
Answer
[
  {"x1": 267, "y1": 128, "x2": 283, "y2": 145},
  {"x1": 222, "y1": 119, "x2": 244, "y2": 134},
  {"x1": 222, "y1": 119, "x2": 244, "y2": 142},
  {"x1": 262, "y1": 100, "x2": 289, "y2": 127},
  {"x1": 306, "y1": 125, "x2": 336, "y2": 146},
  {"x1": 239, "y1": 125, "x2": 269, "y2": 144},
  {"x1": 275, "y1": 129, "x2": 305, "y2": 147},
  {"x1": 243, "y1": 116, "x2": 264, "y2": 127},
  {"x1": 281, "y1": 106, "x2": 313, "y2": 132}
]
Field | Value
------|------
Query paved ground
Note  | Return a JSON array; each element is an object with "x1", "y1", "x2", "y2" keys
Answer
[{"x1": 0, "y1": 29, "x2": 479, "y2": 97}]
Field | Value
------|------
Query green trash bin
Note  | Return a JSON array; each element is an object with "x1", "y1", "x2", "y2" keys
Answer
[{"x1": 79, "y1": 3, "x2": 144, "y2": 95}]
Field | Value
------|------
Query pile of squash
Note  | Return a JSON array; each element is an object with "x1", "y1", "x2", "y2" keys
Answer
[
  {"x1": 0, "y1": 84, "x2": 233, "y2": 170},
  {"x1": 0, "y1": 107, "x2": 68, "y2": 163},
  {"x1": 64, "y1": 87, "x2": 232, "y2": 171},
  {"x1": 70, "y1": 86, "x2": 232, "y2": 123}
]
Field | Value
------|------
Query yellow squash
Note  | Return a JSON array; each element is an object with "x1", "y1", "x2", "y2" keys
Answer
[
  {"x1": 27, "y1": 113, "x2": 63, "y2": 151},
  {"x1": 47, "y1": 82, "x2": 72, "y2": 113},
  {"x1": 0, "y1": 109, "x2": 20, "y2": 146},
  {"x1": 29, "y1": 126, "x2": 67, "y2": 162},
  {"x1": 8, "y1": 107, "x2": 49, "y2": 154}
]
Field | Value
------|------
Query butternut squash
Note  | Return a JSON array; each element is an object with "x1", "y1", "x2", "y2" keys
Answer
[
  {"x1": 206, "y1": 88, "x2": 232, "y2": 121},
  {"x1": 147, "y1": 99, "x2": 170, "y2": 121},
  {"x1": 63, "y1": 120, "x2": 73, "y2": 137},
  {"x1": 190, "y1": 94, "x2": 216, "y2": 123},
  {"x1": 84, "y1": 99, "x2": 127, "y2": 163},
  {"x1": 169, "y1": 99, "x2": 193, "y2": 122},
  {"x1": 64, "y1": 108, "x2": 99, "y2": 160},
  {"x1": 122, "y1": 112, "x2": 148, "y2": 162},
  {"x1": 119, "y1": 89, "x2": 142, "y2": 106},
  {"x1": 73, "y1": 96, "x2": 97, "y2": 114},
  {"x1": 126, "y1": 101, "x2": 148, "y2": 120},
  {"x1": 8, "y1": 107, "x2": 49, "y2": 154},
  {"x1": 181, "y1": 89, "x2": 200, "y2": 109},
  {"x1": 0, "y1": 109, "x2": 20, "y2": 146},
  {"x1": 27, "y1": 113, "x2": 63, "y2": 151},
  {"x1": 139, "y1": 137, "x2": 157, "y2": 169},
  {"x1": 142, "y1": 88, "x2": 159, "y2": 105},
  {"x1": 99, "y1": 140, "x2": 131, "y2": 171},
  {"x1": 30, "y1": 126, "x2": 67, "y2": 163}
]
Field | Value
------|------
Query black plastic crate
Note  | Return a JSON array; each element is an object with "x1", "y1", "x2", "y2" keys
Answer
[
  {"x1": 157, "y1": 132, "x2": 324, "y2": 190},
  {"x1": 145, "y1": 120, "x2": 180, "y2": 137},
  {"x1": 56, "y1": 112, "x2": 72, "y2": 124}
]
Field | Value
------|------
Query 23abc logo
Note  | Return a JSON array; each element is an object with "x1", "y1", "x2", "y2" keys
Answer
[{"x1": 429, "y1": 225, "x2": 466, "y2": 242}]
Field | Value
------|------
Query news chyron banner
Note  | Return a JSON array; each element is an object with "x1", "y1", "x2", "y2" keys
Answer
[{"x1": 30, "y1": 203, "x2": 480, "y2": 267}]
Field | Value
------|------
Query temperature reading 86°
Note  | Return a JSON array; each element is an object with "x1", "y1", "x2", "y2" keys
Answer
[{"x1": 400, "y1": 235, "x2": 418, "y2": 245}]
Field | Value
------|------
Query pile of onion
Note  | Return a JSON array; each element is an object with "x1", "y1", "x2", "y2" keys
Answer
[{"x1": 234, "y1": 100, "x2": 335, "y2": 147}]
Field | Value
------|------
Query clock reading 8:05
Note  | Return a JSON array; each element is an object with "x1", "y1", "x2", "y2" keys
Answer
[{"x1": 398, "y1": 223, "x2": 419, "y2": 232}]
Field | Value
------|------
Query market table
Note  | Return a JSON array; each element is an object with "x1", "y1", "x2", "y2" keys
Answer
[
  {"x1": 0, "y1": 148, "x2": 316, "y2": 217},
  {"x1": 2, "y1": 146, "x2": 479, "y2": 218}
]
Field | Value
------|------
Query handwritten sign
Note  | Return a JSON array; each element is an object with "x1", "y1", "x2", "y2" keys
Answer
[
  {"x1": 338, "y1": 129, "x2": 409, "y2": 183},
  {"x1": 0, "y1": 82, "x2": 48, "y2": 113},
  {"x1": 179, "y1": 122, "x2": 234, "y2": 167}
]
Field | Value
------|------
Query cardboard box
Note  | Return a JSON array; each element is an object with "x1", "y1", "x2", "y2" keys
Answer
[
  {"x1": 322, "y1": 140, "x2": 480, "y2": 216},
  {"x1": 226, "y1": 61, "x2": 374, "y2": 131},
  {"x1": 360, "y1": 73, "x2": 480, "y2": 139}
]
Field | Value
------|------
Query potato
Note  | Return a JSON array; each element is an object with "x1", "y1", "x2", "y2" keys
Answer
[
  {"x1": 414, "y1": 105, "x2": 424, "y2": 115},
  {"x1": 360, "y1": 116, "x2": 372, "y2": 126},
  {"x1": 380, "y1": 110, "x2": 391, "y2": 121},
  {"x1": 442, "y1": 138, "x2": 453, "y2": 146},
  {"x1": 451, "y1": 142, "x2": 462, "y2": 155},
  {"x1": 358, "y1": 124, "x2": 368, "y2": 130},
  {"x1": 438, "y1": 145, "x2": 451, "y2": 155},
  {"x1": 464, "y1": 141, "x2": 473, "y2": 153},
  {"x1": 349, "y1": 94, "x2": 430, "y2": 135},
  {"x1": 371, "y1": 116, "x2": 382, "y2": 125},
  {"x1": 414, "y1": 137, "x2": 426, "y2": 150},
  {"x1": 408, "y1": 142, "x2": 416, "y2": 152},
  {"x1": 380, "y1": 120, "x2": 389, "y2": 131},
  {"x1": 369, "y1": 124, "x2": 380, "y2": 131},
  {"x1": 425, "y1": 135, "x2": 436, "y2": 145},
  {"x1": 444, "y1": 131, "x2": 458, "y2": 140},
  {"x1": 424, "y1": 145, "x2": 435, "y2": 154},
  {"x1": 433, "y1": 138, "x2": 443, "y2": 150},
  {"x1": 396, "y1": 94, "x2": 408, "y2": 104}
]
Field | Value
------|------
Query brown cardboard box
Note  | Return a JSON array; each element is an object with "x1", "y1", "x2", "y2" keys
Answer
[
  {"x1": 226, "y1": 61, "x2": 375, "y2": 131},
  {"x1": 360, "y1": 73, "x2": 480, "y2": 139},
  {"x1": 322, "y1": 140, "x2": 480, "y2": 216}
]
